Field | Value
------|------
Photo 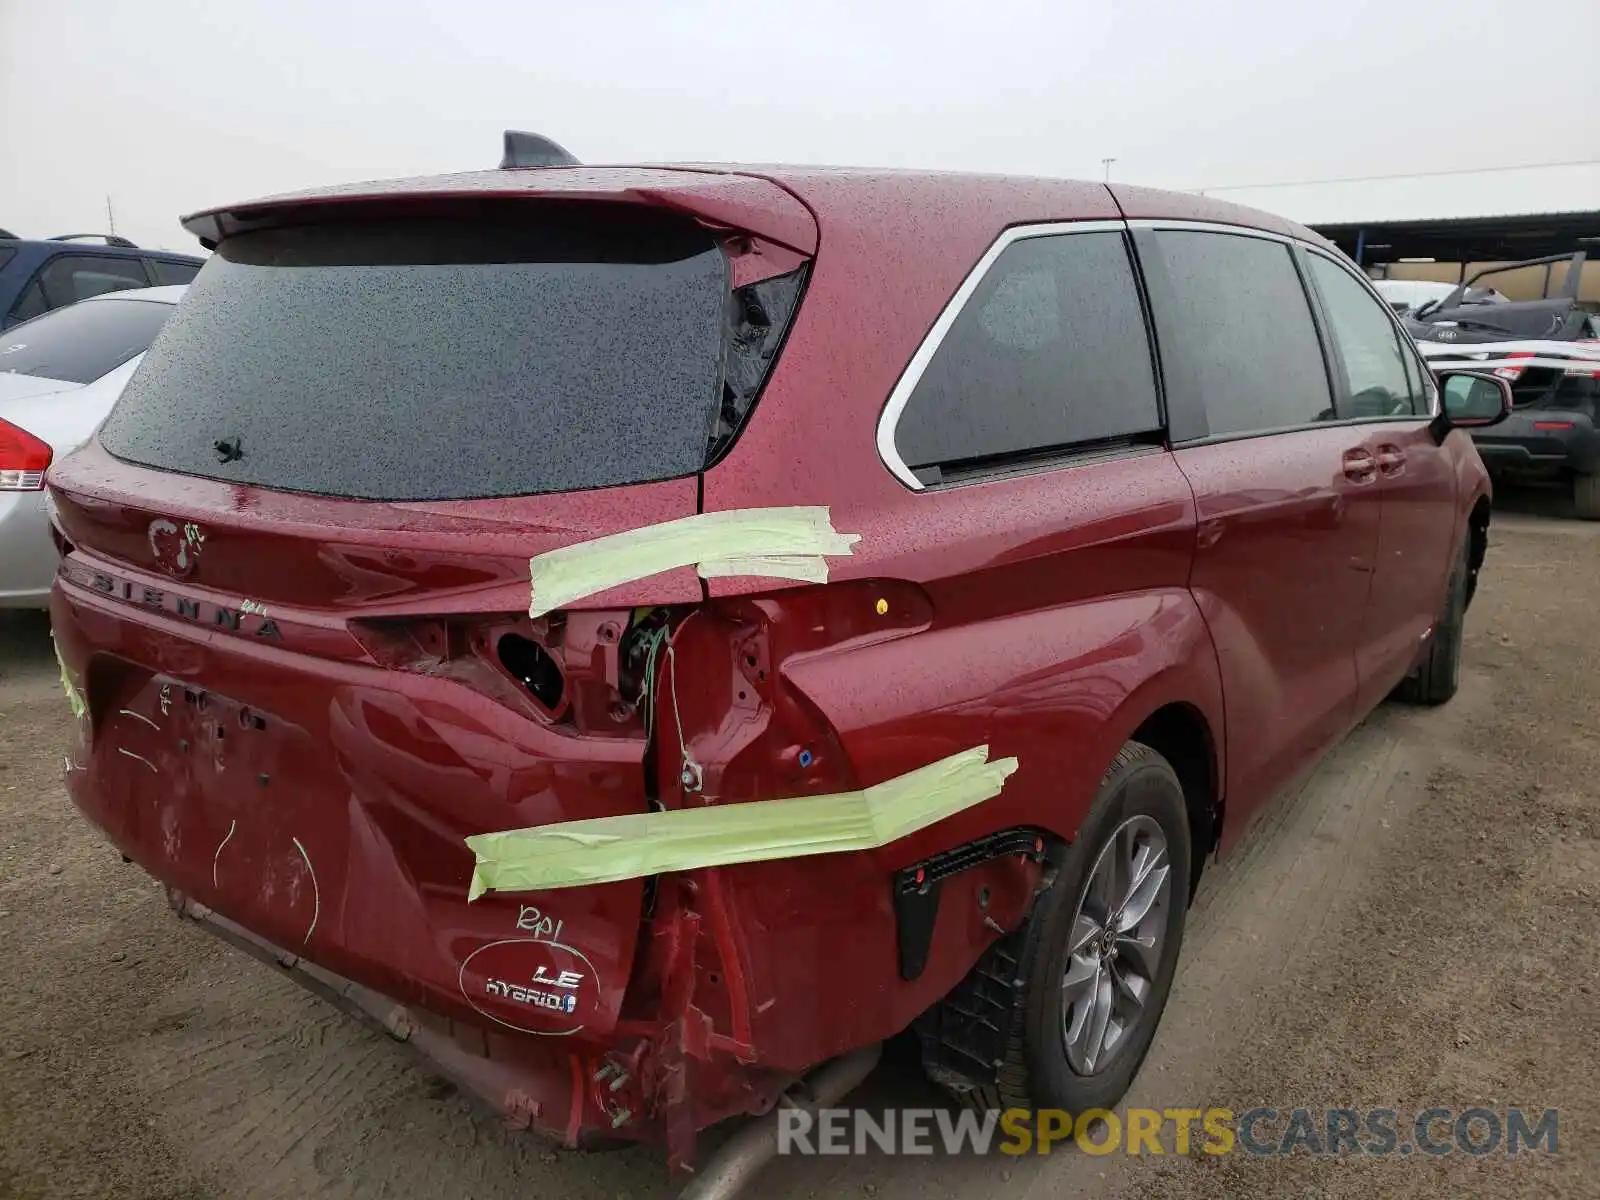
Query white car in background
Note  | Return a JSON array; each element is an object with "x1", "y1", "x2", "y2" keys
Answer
[{"x1": 0, "y1": 285, "x2": 186, "y2": 607}]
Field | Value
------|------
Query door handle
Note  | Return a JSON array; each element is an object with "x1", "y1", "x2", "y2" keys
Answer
[
  {"x1": 1376, "y1": 443, "x2": 1406, "y2": 477},
  {"x1": 1341, "y1": 447, "x2": 1378, "y2": 484}
]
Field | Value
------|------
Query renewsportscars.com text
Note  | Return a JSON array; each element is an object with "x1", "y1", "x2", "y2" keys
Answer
[{"x1": 777, "y1": 1106, "x2": 1559, "y2": 1157}]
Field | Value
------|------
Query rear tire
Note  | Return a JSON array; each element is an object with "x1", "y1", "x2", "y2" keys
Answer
[
  {"x1": 966, "y1": 742, "x2": 1190, "y2": 1116},
  {"x1": 1396, "y1": 537, "x2": 1467, "y2": 706},
  {"x1": 1573, "y1": 473, "x2": 1600, "y2": 521}
]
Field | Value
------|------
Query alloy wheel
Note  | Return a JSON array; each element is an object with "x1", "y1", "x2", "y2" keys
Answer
[{"x1": 1060, "y1": 814, "x2": 1173, "y2": 1075}]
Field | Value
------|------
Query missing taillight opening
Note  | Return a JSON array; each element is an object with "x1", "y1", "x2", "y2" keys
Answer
[{"x1": 497, "y1": 633, "x2": 565, "y2": 710}]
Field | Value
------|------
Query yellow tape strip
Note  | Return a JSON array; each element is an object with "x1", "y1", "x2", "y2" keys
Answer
[
  {"x1": 52, "y1": 635, "x2": 86, "y2": 720},
  {"x1": 466, "y1": 745, "x2": 1018, "y2": 899},
  {"x1": 528, "y1": 507, "x2": 860, "y2": 618}
]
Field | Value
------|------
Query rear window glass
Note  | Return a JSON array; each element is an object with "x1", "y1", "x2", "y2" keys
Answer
[
  {"x1": 100, "y1": 211, "x2": 729, "y2": 501},
  {"x1": 0, "y1": 296, "x2": 173, "y2": 384}
]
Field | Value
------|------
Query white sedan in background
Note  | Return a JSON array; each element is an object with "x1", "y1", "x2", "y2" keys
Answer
[{"x1": 0, "y1": 285, "x2": 186, "y2": 607}]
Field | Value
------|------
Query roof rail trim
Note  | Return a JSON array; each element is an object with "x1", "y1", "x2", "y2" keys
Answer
[{"x1": 48, "y1": 233, "x2": 139, "y2": 247}]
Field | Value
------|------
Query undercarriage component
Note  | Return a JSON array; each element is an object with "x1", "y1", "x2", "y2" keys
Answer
[
  {"x1": 909, "y1": 836, "x2": 1058, "y2": 1091},
  {"x1": 912, "y1": 928, "x2": 1029, "y2": 1092},
  {"x1": 173, "y1": 883, "x2": 878, "y2": 1200},
  {"x1": 677, "y1": 1045, "x2": 882, "y2": 1200}
]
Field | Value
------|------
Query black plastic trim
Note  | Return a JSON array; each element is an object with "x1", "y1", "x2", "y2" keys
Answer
[
  {"x1": 1129, "y1": 227, "x2": 1209, "y2": 444},
  {"x1": 892, "y1": 828, "x2": 1047, "y2": 981},
  {"x1": 916, "y1": 436, "x2": 1165, "y2": 492},
  {"x1": 1289, "y1": 242, "x2": 1348, "y2": 418}
]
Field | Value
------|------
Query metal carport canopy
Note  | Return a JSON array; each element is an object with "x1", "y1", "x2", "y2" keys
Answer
[
  {"x1": 1313, "y1": 211, "x2": 1600, "y2": 264},
  {"x1": 1194, "y1": 159, "x2": 1600, "y2": 264}
]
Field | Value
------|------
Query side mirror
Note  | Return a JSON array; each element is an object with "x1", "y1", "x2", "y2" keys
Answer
[{"x1": 1430, "y1": 370, "x2": 1512, "y2": 444}]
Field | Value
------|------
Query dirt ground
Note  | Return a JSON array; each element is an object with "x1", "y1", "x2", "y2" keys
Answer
[{"x1": 2, "y1": 486, "x2": 1595, "y2": 1200}]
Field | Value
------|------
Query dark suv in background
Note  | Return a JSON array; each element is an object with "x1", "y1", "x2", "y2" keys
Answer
[
  {"x1": 0, "y1": 231, "x2": 203, "y2": 328},
  {"x1": 1405, "y1": 251, "x2": 1600, "y2": 517}
]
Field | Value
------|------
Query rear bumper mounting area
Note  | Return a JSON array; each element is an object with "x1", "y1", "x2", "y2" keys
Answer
[
  {"x1": 172, "y1": 887, "x2": 880, "y2": 1199},
  {"x1": 170, "y1": 889, "x2": 611, "y2": 1142}
]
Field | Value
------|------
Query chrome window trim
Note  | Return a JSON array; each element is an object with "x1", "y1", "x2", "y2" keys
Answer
[
  {"x1": 874, "y1": 216, "x2": 1440, "y2": 491},
  {"x1": 1123, "y1": 217, "x2": 1299, "y2": 245},
  {"x1": 874, "y1": 219, "x2": 1129, "y2": 491}
]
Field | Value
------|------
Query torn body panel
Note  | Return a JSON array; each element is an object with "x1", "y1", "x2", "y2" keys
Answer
[
  {"x1": 51, "y1": 578, "x2": 652, "y2": 1043},
  {"x1": 52, "y1": 570, "x2": 789, "y2": 1153},
  {"x1": 48, "y1": 545, "x2": 1053, "y2": 1155}
]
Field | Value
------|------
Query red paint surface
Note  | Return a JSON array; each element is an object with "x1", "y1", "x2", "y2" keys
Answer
[{"x1": 47, "y1": 165, "x2": 1490, "y2": 1160}]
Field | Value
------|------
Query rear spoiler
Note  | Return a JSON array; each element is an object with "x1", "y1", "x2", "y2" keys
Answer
[
  {"x1": 181, "y1": 129, "x2": 816, "y2": 256},
  {"x1": 178, "y1": 169, "x2": 817, "y2": 258}
]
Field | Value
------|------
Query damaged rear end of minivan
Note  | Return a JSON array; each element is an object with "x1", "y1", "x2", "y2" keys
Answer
[{"x1": 46, "y1": 170, "x2": 1042, "y2": 1182}]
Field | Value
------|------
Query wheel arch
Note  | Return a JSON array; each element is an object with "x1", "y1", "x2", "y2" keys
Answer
[{"x1": 1128, "y1": 701, "x2": 1221, "y2": 902}]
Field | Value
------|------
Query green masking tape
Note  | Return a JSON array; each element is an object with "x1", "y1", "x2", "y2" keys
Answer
[
  {"x1": 52, "y1": 635, "x2": 86, "y2": 720},
  {"x1": 528, "y1": 506, "x2": 861, "y2": 618},
  {"x1": 465, "y1": 745, "x2": 1019, "y2": 900}
]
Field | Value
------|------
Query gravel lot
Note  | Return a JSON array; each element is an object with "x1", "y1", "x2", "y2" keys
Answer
[{"x1": 2, "y1": 487, "x2": 1595, "y2": 1200}]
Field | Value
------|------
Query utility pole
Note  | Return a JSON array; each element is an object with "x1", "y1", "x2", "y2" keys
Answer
[
  {"x1": 105, "y1": 194, "x2": 116, "y2": 236},
  {"x1": 1101, "y1": 157, "x2": 1116, "y2": 182}
]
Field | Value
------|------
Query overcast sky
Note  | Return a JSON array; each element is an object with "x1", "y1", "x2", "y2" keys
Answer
[{"x1": 3, "y1": 0, "x2": 1596, "y2": 250}]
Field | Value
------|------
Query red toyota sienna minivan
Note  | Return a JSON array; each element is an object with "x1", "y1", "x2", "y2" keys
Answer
[{"x1": 47, "y1": 143, "x2": 1511, "y2": 1186}]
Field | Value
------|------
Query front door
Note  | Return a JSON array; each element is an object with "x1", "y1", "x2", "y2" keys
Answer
[
  {"x1": 1299, "y1": 250, "x2": 1461, "y2": 711},
  {"x1": 1136, "y1": 225, "x2": 1382, "y2": 843}
]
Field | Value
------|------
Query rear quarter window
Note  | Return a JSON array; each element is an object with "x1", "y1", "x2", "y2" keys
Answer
[
  {"x1": 7, "y1": 279, "x2": 46, "y2": 325},
  {"x1": 892, "y1": 230, "x2": 1161, "y2": 475}
]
